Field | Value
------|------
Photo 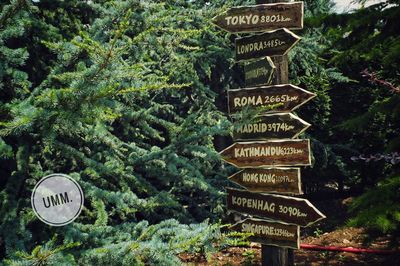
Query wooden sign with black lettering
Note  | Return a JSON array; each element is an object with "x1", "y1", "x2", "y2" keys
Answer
[
  {"x1": 244, "y1": 57, "x2": 275, "y2": 87},
  {"x1": 235, "y1": 28, "x2": 300, "y2": 61},
  {"x1": 220, "y1": 139, "x2": 311, "y2": 168},
  {"x1": 226, "y1": 188, "x2": 325, "y2": 227},
  {"x1": 212, "y1": 2, "x2": 303, "y2": 33},
  {"x1": 233, "y1": 113, "x2": 310, "y2": 141},
  {"x1": 228, "y1": 167, "x2": 302, "y2": 195},
  {"x1": 228, "y1": 84, "x2": 316, "y2": 115},
  {"x1": 230, "y1": 218, "x2": 300, "y2": 249}
]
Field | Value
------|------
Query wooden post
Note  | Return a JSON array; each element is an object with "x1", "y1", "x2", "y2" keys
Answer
[{"x1": 256, "y1": 0, "x2": 294, "y2": 265}]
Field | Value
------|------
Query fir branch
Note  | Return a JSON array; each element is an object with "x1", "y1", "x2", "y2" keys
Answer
[{"x1": 361, "y1": 69, "x2": 400, "y2": 94}]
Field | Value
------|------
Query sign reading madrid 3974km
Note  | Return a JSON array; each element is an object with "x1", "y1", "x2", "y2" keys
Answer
[
  {"x1": 212, "y1": 2, "x2": 303, "y2": 33},
  {"x1": 227, "y1": 188, "x2": 325, "y2": 227}
]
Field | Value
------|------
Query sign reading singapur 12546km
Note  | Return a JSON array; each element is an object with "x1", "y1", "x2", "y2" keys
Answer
[{"x1": 212, "y1": 2, "x2": 303, "y2": 33}]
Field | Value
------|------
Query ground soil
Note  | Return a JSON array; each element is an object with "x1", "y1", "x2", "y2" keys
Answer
[{"x1": 180, "y1": 197, "x2": 400, "y2": 265}]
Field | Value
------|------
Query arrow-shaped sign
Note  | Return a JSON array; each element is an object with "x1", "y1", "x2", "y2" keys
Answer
[
  {"x1": 233, "y1": 113, "x2": 310, "y2": 141},
  {"x1": 228, "y1": 167, "x2": 302, "y2": 195},
  {"x1": 226, "y1": 188, "x2": 326, "y2": 227},
  {"x1": 230, "y1": 218, "x2": 300, "y2": 249},
  {"x1": 212, "y1": 2, "x2": 304, "y2": 33},
  {"x1": 228, "y1": 84, "x2": 316, "y2": 115},
  {"x1": 220, "y1": 139, "x2": 311, "y2": 168},
  {"x1": 244, "y1": 57, "x2": 275, "y2": 87},
  {"x1": 235, "y1": 28, "x2": 300, "y2": 61}
]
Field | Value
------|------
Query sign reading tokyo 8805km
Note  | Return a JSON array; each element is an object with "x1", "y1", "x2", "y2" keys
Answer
[
  {"x1": 226, "y1": 188, "x2": 326, "y2": 227},
  {"x1": 212, "y1": 2, "x2": 303, "y2": 33}
]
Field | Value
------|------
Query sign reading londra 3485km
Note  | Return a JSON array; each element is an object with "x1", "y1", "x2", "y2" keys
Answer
[
  {"x1": 244, "y1": 57, "x2": 275, "y2": 87},
  {"x1": 220, "y1": 139, "x2": 311, "y2": 168},
  {"x1": 233, "y1": 113, "x2": 310, "y2": 141},
  {"x1": 230, "y1": 218, "x2": 300, "y2": 249},
  {"x1": 212, "y1": 2, "x2": 303, "y2": 33},
  {"x1": 228, "y1": 84, "x2": 316, "y2": 115},
  {"x1": 236, "y1": 28, "x2": 300, "y2": 61},
  {"x1": 229, "y1": 167, "x2": 302, "y2": 195},
  {"x1": 227, "y1": 188, "x2": 325, "y2": 227}
]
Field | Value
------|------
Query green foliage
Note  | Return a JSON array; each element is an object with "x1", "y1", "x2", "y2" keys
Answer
[{"x1": 348, "y1": 176, "x2": 400, "y2": 233}]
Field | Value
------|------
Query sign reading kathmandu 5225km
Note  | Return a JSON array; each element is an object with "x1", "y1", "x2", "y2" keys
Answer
[
  {"x1": 220, "y1": 139, "x2": 311, "y2": 168},
  {"x1": 230, "y1": 218, "x2": 300, "y2": 249},
  {"x1": 236, "y1": 28, "x2": 300, "y2": 61},
  {"x1": 233, "y1": 113, "x2": 310, "y2": 141},
  {"x1": 227, "y1": 188, "x2": 326, "y2": 227},
  {"x1": 229, "y1": 167, "x2": 302, "y2": 195},
  {"x1": 228, "y1": 84, "x2": 316, "y2": 115},
  {"x1": 212, "y1": 2, "x2": 303, "y2": 33}
]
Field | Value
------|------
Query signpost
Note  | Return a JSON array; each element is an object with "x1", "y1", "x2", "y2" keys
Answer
[
  {"x1": 212, "y1": 0, "x2": 325, "y2": 264},
  {"x1": 230, "y1": 218, "x2": 300, "y2": 249},
  {"x1": 244, "y1": 57, "x2": 276, "y2": 87},
  {"x1": 236, "y1": 28, "x2": 300, "y2": 61},
  {"x1": 228, "y1": 167, "x2": 302, "y2": 195},
  {"x1": 212, "y1": 2, "x2": 304, "y2": 33},
  {"x1": 228, "y1": 84, "x2": 316, "y2": 115},
  {"x1": 233, "y1": 113, "x2": 310, "y2": 141},
  {"x1": 226, "y1": 188, "x2": 326, "y2": 227}
]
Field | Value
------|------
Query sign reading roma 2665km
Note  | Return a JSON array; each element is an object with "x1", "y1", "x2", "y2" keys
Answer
[
  {"x1": 233, "y1": 113, "x2": 310, "y2": 141},
  {"x1": 228, "y1": 84, "x2": 316, "y2": 115},
  {"x1": 227, "y1": 188, "x2": 326, "y2": 227},
  {"x1": 230, "y1": 218, "x2": 300, "y2": 249},
  {"x1": 212, "y1": 2, "x2": 303, "y2": 33},
  {"x1": 244, "y1": 57, "x2": 275, "y2": 87},
  {"x1": 220, "y1": 139, "x2": 311, "y2": 168},
  {"x1": 236, "y1": 28, "x2": 300, "y2": 61},
  {"x1": 229, "y1": 167, "x2": 302, "y2": 195}
]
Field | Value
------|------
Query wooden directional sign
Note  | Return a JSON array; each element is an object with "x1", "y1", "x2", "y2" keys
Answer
[
  {"x1": 220, "y1": 139, "x2": 311, "y2": 168},
  {"x1": 226, "y1": 188, "x2": 326, "y2": 227},
  {"x1": 244, "y1": 57, "x2": 275, "y2": 87},
  {"x1": 236, "y1": 28, "x2": 300, "y2": 61},
  {"x1": 230, "y1": 218, "x2": 300, "y2": 249},
  {"x1": 212, "y1": 2, "x2": 303, "y2": 33},
  {"x1": 233, "y1": 113, "x2": 310, "y2": 141},
  {"x1": 228, "y1": 84, "x2": 316, "y2": 115},
  {"x1": 228, "y1": 167, "x2": 302, "y2": 195}
]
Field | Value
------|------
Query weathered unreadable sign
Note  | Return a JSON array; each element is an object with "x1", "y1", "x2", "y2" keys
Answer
[
  {"x1": 228, "y1": 167, "x2": 302, "y2": 195},
  {"x1": 228, "y1": 84, "x2": 316, "y2": 115},
  {"x1": 212, "y1": 2, "x2": 304, "y2": 33},
  {"x1": 220, "y1": 139, "x2": 311, "y2": 168},
  {"x1": 226, "y1": 188, "x2": 326, "y2": 227},
  {"x1": 233, "y1": 113, "x2": 311, "y2": 141},
  {"x1": 230, "y1": 218, "x2": 300, "y2": 249},
  {"x1": 244, "y1": 57, "x2": 275, "y2": 87},
  {"x1": 235, "y1": 28, "x2": 300, "y2": 61}
]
